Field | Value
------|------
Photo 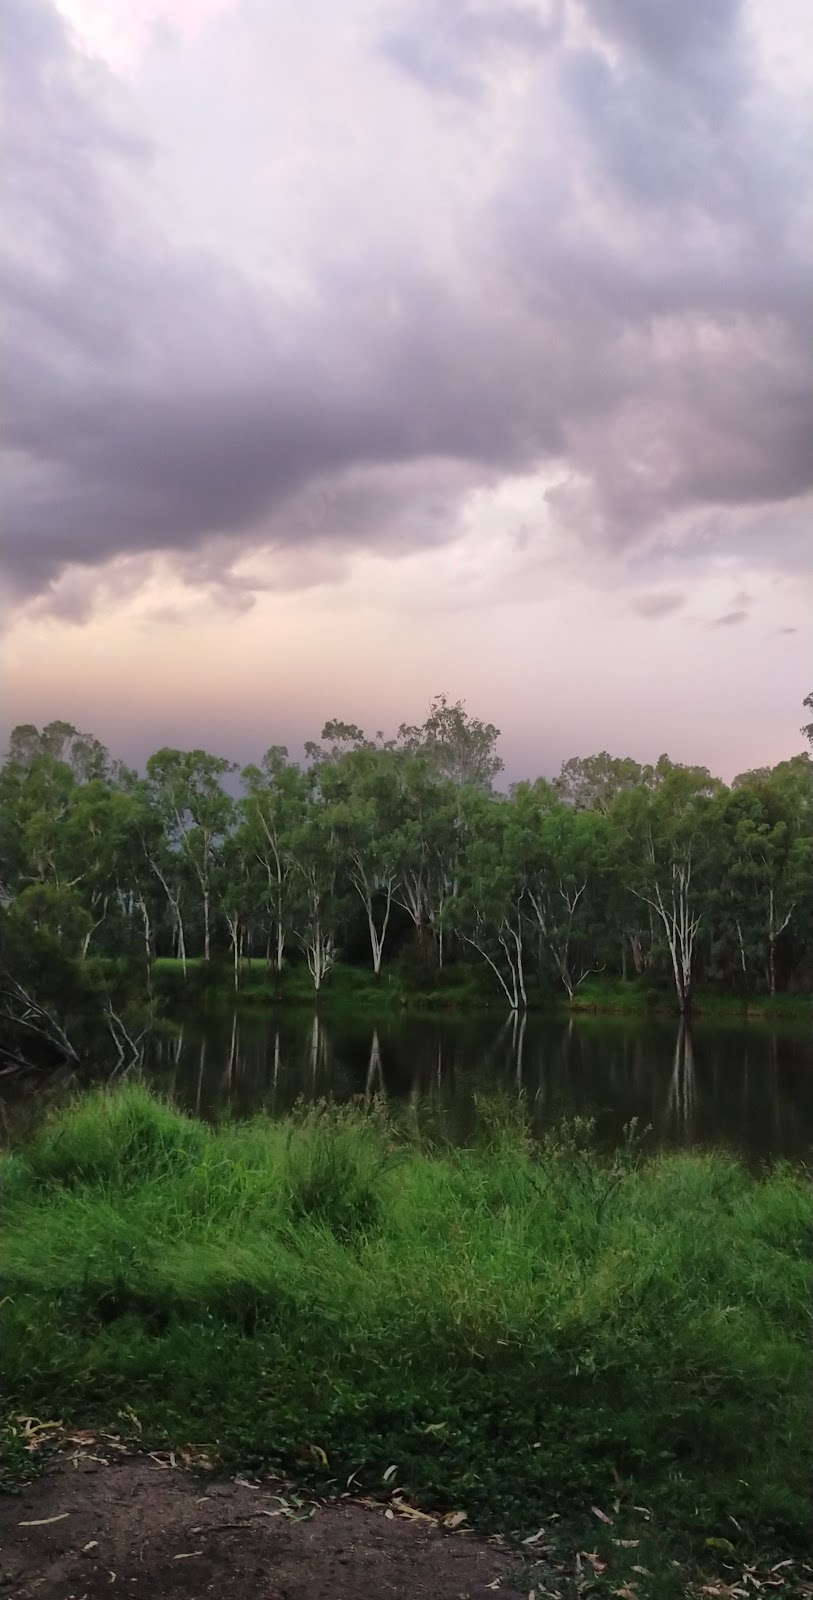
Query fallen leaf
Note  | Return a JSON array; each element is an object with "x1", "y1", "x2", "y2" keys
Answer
[
  {"x1": 613, "y1": 1538, "x2": 640, "y2": 1548},
  {"x1": 613, "y1": 1589, "x2": 639, "y2": 1599},
  {"x1": 81, "y1": 1541, "x2": 99, "y2": 1553},
  {"x1": 19, "y1": 1513, "x2": 70, "y2": 1527},
  {"x1": 592, "y1": 1505, "x2": 614, "y2": 1525},
  {"x1": 384, "y1": 1509, "x2": 395, "y2": 1520},
  {"x1": 706, "y1": 1537, "x2": 737, "y2": 1554},
  {"x1": 383, "y1": 1465, "x2": 399, "y2": 1484},
  {"x1": 580, "y1": 1551, "x2": 608, "y2": 1574},
  {"x1": 442, "y1": 1511, "x2": 468, "y2": 1530},
  {"x1": 393, "y1": 1503, "x2": 436, "y2": 1523},
  {"x1": 172, "y1": 1552, "x2": 203, "y2": 1560}
]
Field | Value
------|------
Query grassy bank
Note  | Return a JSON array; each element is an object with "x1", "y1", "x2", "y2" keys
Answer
[
  {"x1": 151, "y1": 957, "x2": 813, "y2": 1020},
  {"x1": 2, "y1": 1088, "x2": 810, "y2": 1593}
]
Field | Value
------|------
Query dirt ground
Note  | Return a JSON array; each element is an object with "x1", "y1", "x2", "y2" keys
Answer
[{"x1": 0, "y1": 1454, "x2": 530, "y2": 1600}]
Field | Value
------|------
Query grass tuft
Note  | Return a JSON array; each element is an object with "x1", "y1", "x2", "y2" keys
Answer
[{"x1": 1, "y1": 1084, "x2": 810, "y2": 1592}]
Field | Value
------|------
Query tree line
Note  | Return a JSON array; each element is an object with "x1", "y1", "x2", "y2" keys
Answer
[{"x1": 2, "y1": 694, "x2": 812, "y2": 1022}]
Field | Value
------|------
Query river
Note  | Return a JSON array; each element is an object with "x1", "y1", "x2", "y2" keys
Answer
[{"x1": 142, "y1": 1008, "x2": 813, "y2": 1161}]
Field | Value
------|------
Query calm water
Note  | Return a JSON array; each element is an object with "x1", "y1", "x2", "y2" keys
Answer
[{"x1": 142, "y1": 1009, "x2": 813, "y2": 1161}]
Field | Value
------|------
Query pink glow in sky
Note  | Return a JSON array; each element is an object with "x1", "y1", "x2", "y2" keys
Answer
[{"x1": 2, "y1": 0, "x2": 811, "y2": 781}]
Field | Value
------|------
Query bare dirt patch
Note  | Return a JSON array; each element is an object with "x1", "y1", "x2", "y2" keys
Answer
[{"x1": 0, "y1": 1455, "x2": 528, "y2": 1600}]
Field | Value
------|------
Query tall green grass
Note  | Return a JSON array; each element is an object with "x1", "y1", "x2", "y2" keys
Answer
[{"x1": 1, "y1": 1086, "x2": 810, "y2": 1587}]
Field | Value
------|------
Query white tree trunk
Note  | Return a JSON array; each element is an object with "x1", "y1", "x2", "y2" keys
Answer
[
  {"x1": 225, "y1": 911, "x2": 240, "y2": 991},
  {"x1": 461, "y1": 906, "x2": 525, "y2": 1010},
  {"x1": 644, "y1": 865, "x2": 700, "y2": 1014},
  {"x1": 148, "y1": 856, "x2": 187, "y2": 977}
]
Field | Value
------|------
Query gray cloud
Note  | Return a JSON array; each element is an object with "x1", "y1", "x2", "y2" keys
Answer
[
  {"x1": 710, "y1": 609, "x2": 748, "y2": 627},
  {"x1": 3, "y1": 0, "x2": 811, "y2": 614},
  {"x1": 632, "y1": 591, "x2": 685, "y2": 619},
  {"x1": 380, "y1": 0, "x2": 560, "y2": 98}
]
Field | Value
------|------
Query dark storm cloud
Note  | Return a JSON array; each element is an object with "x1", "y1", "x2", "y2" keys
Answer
[{"x1": 3, "y1": 0, "x2": 811, "y2": 612}]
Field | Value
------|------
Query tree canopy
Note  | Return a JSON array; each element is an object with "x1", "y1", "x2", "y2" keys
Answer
[{"x1": 2, "y1": 697, "x2": 812, "y2": 1022}]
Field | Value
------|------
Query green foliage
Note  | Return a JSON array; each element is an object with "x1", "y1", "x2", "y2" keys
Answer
[
  {"x1": 19, "y1": 1085, "x2": 208, "y2": 1190},
  {"x1": 2, "y1": 703, "x2": 812, "y2": 1016},
  {"x1": 282, "y1": 1104, "x2": 395, "y2": 1241},
  {"x1": 2, "y1": 1086, "x2": 810, "y2": 1574}
]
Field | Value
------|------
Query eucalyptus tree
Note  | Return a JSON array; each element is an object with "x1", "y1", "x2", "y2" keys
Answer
[
  {"x1": 455, "y1": 789, "x2": 528, "y2": 1009},
  {"x1": 801, "y1": 691, "x2": 813, "y2": 749},
  {"x1": 219, "y1": 831, "x2": 257, "y2": 991},
  {"x1": 129, "y1": 778, "x2": 190, "y2": 974},
  {"x1": 389, "y1": 759, "x2": 460, "y2": 965},
  {"x1": 240, "y1": 747, "x2": 308, "y2": 974},
  {"x1": 526, "y1": 803, "x2": 610, "y2": 1002},
  {"x1": 400, "y1": 774, "x2": 463, "y2": 969},
  {"x1": 397, "y1": 695, "x2": 503, "y2": 790},
  {"x1": 112, "y1": 786, "x2": 168, "y2": 985},
  {"x1": 553, "y1": 752, "x2": 653, "y2": 814},
  {"x1": 612, "y1": 759, "x2": 722, "y2": 1013},
  {"x1": 146, "y1": 748, "x2": 236, "y2": 961},
  {"x1": 7, "y1": 720, "x2": 112, "y2": 783},
  {"x1": 717, "y1": 760, "x2": 813, "y2": 993},
  {"x1": 0, "y1": 741, "x2": 80, "y2": 893},
  {"x1": 58, "y1": 780, "x2": 158, "y2": 957},
  {"x1": 287, "y1": 785, "x2": 342, "y2": 994},
  {"x1": 318, "y1": 745, "x2": 404, "y2": 977}
]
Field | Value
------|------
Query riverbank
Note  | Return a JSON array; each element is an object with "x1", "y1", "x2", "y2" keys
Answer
[
  {"x1": 151, "y1": 958, "x2": 813, "y2": 1021},
  {"x1": 2, "y1": 1087, "x2": 810, "y2": 1598}
]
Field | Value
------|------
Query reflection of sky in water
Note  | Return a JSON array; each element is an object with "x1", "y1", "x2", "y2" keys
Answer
[{"x1": 142, "y1": 1012, "x2": 813, "y2": 1162}]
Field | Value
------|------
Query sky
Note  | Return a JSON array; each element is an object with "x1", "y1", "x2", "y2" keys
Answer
[{"x1": 2, "y1": 0, "x2": 811, "y2": 783}]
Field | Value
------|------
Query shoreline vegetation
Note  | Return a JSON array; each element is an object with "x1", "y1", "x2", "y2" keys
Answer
[
  {"x1": 151, "y1": 957, "x2": 813, "y2": 1021},
  {"x1": 2, "y1": 1086, "x2": 811, "y2": 1600},
  {"x1": 3, "y1": 702, "x2": 813, "y2": 1077}
]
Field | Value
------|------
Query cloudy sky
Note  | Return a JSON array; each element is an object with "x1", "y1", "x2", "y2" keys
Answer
[{"x1": 2, "y1": 0, "x2": 810, "y2": 780}]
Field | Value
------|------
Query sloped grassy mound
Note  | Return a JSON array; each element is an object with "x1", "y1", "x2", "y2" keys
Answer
[{"x1": 1, "y1": 1085, "x2": 810, "y2": 1560}]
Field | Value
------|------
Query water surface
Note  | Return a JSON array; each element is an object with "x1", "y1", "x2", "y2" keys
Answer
[{"x1": 143, "y1": 1009, "x2": 813, "y2": 1161}]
